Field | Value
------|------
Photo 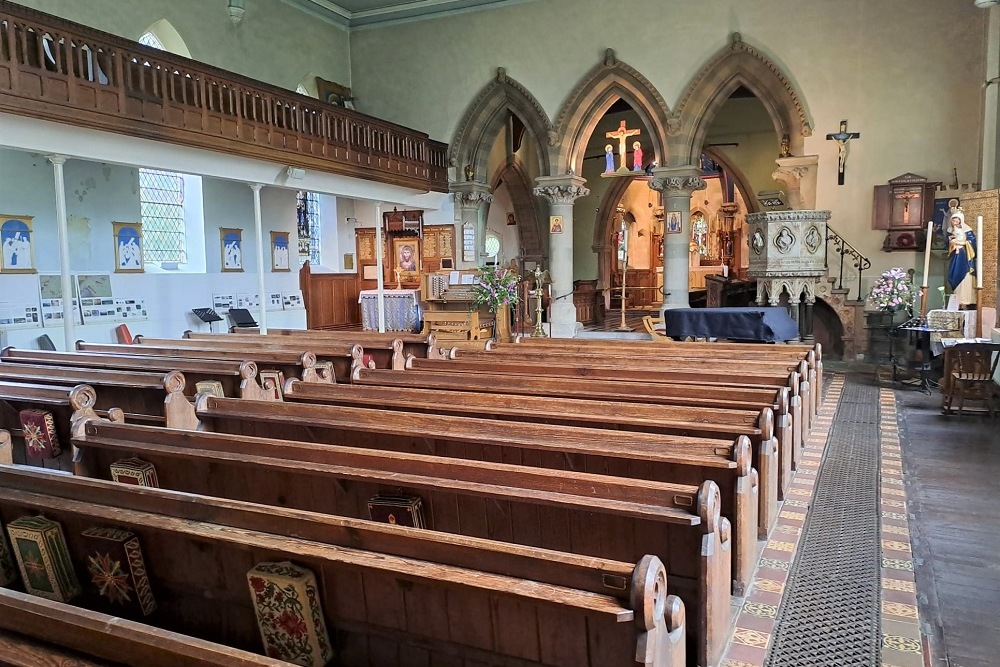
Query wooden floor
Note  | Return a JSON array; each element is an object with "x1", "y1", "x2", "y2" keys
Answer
[{"x1": 895, "y1": 384, "x2": 1000, "y2": 667}]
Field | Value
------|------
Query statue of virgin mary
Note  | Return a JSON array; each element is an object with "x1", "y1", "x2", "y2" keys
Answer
[{"x1": 946, "y1": 208, "x2": 976, "y2": 307}]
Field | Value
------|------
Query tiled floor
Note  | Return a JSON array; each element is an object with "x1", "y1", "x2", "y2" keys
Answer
[{"x1": 718, "y1": 375, "x2": 925, "y2": 667}]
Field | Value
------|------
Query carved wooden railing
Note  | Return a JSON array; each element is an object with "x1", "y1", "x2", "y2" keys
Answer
[{"x1": 0, "y1": 2, "x2": 449, "y2": 192}]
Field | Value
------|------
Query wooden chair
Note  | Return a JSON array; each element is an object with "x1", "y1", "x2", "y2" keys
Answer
[
  {"x1": 943, "y1": 342, "x2": 1000, "y2": 416},
  {"x1": 642, "y1": 315, "x2": 668, "y2": 341}
]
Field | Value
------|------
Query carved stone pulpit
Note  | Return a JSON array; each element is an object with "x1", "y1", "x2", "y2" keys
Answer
[{"x1": 746, "y1": 210, "x2": 832, "y2": 341}]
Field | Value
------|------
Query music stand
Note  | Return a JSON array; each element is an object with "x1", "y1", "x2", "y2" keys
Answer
[
  {"x1": 191, "y1": 308, "x2": 224, "y2": 333},
  {"x1": 227, "y1": 308, "x2": 258, "y2": 330}
]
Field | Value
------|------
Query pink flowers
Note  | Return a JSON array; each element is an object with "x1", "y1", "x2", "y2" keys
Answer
[
  {"x1": 868, "y1": 267, "x2": 918, "y2": 312},
  {"x1": 473, "y1": 265, "x2": 520, "y2": 312}
]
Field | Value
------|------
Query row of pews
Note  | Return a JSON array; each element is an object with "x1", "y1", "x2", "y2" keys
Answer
[{"x1": 0, "y1": 328, "x2": 822, "y2": 667}]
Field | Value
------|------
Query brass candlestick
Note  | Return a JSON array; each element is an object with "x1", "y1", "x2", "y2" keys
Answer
[
  {"x1": 531, "y1": 266, "x2": 550, "y2": 338},
  {"x1": 920, "y1": 285, "x2": 929, "y2": 319},
  {"x1": 616, "y1": 265, "x2": 631, "y2": 332}
]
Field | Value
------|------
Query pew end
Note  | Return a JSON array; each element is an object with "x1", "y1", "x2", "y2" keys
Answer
[{"x1": 631, "y1": 555, "x2": 686, "y2": 667}]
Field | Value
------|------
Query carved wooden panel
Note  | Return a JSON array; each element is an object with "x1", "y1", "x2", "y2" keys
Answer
[{"x1": 961, "y1": 189, "x2": 999, "y2": 310}]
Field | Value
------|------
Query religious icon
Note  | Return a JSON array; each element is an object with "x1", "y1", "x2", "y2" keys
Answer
[
  {"x1": 665, "y1": 211, "x2": 682, "y2": 234},
  {"x1": 112, "y1": 222, "x2": 143, "y2": 273},
  {"x1": 506, "y1": 212, "x2": 517, "y2": 226},
  {"x1": 606, "y1": 120, "x2": 640, "y2": 174},
  {"x1": 604, "y1": 144, "x2": 615, "y2": 174},
  {"x1": 270, "y1": 231, "x2": 290, "y2": 272},
  {"x1": 774, "y1": 226, "x2": 795, "y2": 254},
  {"x1": 825, "y1": 119, "x2": 860, "y2": 185},
  {"x1": 632, "y1": 142, "x2": 643, "y2": 172},
  {"x1": 220, "y1": 228, "x2": 244, "y2": 272},
  {"x1": 0, "y1": 215, "x2": 36, "y2": 274},
  {"x1": 779, "y1": 134, "x2": 791, "y2": 158},
  {"x1": 946, "y1": 207, "x2": 976, "y2": 307},
  {"x1": 392, "y1": 237, "x2": 420, "y2": 275},
  {"x1": 549, "y1": 215, "x2": 564, "y2": 234}
]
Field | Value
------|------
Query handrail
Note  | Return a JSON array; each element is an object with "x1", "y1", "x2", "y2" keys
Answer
[
  {"x1": 825, "y1": 225, "x2": 871, "y2": 301},
  {"x1": 0, "y1": 1, "x2": 449, "y2": 192}
]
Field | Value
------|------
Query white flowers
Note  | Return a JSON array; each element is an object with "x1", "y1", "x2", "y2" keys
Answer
[{"x1": 869, "y1": 267, "x2": 918, "y2": 312}]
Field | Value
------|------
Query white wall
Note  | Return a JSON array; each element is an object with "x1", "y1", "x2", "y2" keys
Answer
[{"x1": 0, "y1": 149, "x2": 305, "y2": 350}]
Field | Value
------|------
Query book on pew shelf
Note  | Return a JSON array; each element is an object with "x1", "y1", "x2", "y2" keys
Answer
[
  {"x1": 110, "y1": 458, "x2": 160, "y2": 488},
  {"x1": 0, "y1": 519, "x2": 18, "y2": 587},
  {"x1": 18, "y1": 409, "x2": 61, "y2": 459},
  {"x1": 80, "y1": 527, "x2": 157, "y2": 618},
  {"x1": 247, "y1": 561, "x2": 333, "y2": 667},
  {"x1": 6, "y1": 516, "x2": 81, "y2": 602},
  {"x1": 195, "y1": 380, "x2": 226, "y2": 398},
  {"x1": 368, "y1": 494, "x2": 426, "y2": 528}
]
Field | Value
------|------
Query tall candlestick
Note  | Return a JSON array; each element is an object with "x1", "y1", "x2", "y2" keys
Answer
[
  {"x1": 922, "y1": 219, "x2": 933, "y2": 288},
  {"x1": 976, "y1": 216, "x2": 983, "y2": 289}
]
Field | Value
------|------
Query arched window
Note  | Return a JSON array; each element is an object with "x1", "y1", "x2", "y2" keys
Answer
[{"x1": 138, "y1": 31, "x2": 165, "y2": 50}]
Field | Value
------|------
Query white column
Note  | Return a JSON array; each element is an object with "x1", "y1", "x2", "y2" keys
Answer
[
  {"x1": 650, "y1": 167, "x2": 707, "y2": 313},
  {"x1": 534, "y1": 175, "x2": 590, "y2": 338},
  {"x1": 451, "y1": 183, "x2": 493, "y2": 267},
  {"x1": 982, "y1": 3, "x2": 1000, "y2": 189},
  {"x1": 250, "y1": 184, "x2": 268, "y2": 334},
  {"x1": 47, "y1": 155, "x2": 74, "y2": 350},
  {"x1": 374, "y1": 201, "x2": 385, "y2": 333}
]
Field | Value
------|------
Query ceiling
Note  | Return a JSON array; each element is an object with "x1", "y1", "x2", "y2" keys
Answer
[{"x1": 280, "y1": 0, "x2": 538, "y2": 28}]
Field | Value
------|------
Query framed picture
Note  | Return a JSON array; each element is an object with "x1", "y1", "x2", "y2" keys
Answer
[
  {"x1": 392, "y1": 237, "x2": 420, "y2": 277},
  {"x1": 270, "y1": 231, "x2": 290, "y2": 272},
  {"x1": 112, "y1": 222, "x2": 144, "y2": 273},
  {"x1": 549, "y1": 215, "x2": 564, "y2": 234},
  {"x1": 221, "y1": 228, "x2": 243, "y2": 272},
  {"x1": 1, "y1": 215, "x2": 36, "y2": 273},
  {"x1": 343, "y1": 253, "x2": 355, "y2": 271},
  {"x1": 666, "y1": 211, "x2": 683, "y2": 234}
]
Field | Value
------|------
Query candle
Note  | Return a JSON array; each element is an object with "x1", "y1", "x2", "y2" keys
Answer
[
  {"x1": 922, "y1": 219, "x2": 933, "y2": 288},
  {"x1": 977, "y1": 216, "x2": 983, "y2": 289}
]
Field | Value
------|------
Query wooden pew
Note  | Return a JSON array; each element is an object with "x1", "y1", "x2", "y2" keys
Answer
[
  {"x1": 75, "y1": 342, "x2": 333, "y2": 384},
  {"x1": 284, "y1": 378, "x2": 766, "y2": 592},
  {"x1": 73, "y1": 419, "x2": 726, "y2": 666},
  {"x1": 185, "y1": 331, "x2": 414, "y2": 370},
  {"x1": 208, "y1": 328, "x2": 449, "y2": 360},
  {"x1": 0, "y1": 362, "x2": 195, "y2": 428},
  {"x1": 404, "y1": 354, "x2": 812, "y2": 462},
  {"x1": 0, "y1": 466, "x2": 686, "y2": 667},
  {"x1": 506, "y1": 337, "x2": 823, "y2": 418},
  {"x1": 0, "y1": 348, "x2": 273, "y2": 401},
  {"x1": 190, "y1": 394, "x2": 764, "y2": 559},
  {"x1": 135, "y1": 335, "x2": 373, "y2": 379},
  {"x1": 352, "y1": 365, "x2": 800, "y2": 487},
  {"x1": 0, "y1": 381, "x2": 106, "y2": 472}
]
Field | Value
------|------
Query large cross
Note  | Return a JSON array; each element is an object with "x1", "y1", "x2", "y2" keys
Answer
[
  {"x1": 606, "y1": 120, "x2": 641, "y2": 172},
  {"x1": 825, "y1": 119, "x2": 860, "y2": 185}
]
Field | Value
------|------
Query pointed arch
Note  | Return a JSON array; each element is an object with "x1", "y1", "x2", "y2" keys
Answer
[
  {"x1": 490, "y1": 156, "x2": 544, "y2": 257},
  {"x1": 702, "y1": 146, "x2": 760, "y2": 214},
  {"x1": 450, "y1": 68, "x2": 552, "y2": 182},
  {"x1": 139, "y1": 19, "x2": 191, "y2": 58},
  {"x1": 551, "y1": 49, "x2": 671, "y2": 177},
  {"x1": 671, "y1": 33, "x2": 813, "y2": 166}
]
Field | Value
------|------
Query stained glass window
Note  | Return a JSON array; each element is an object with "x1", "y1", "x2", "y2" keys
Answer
[
  {"x1": 139, "y1": 169, "x2": 186, "y2": 264},
  {"x1": 296, "y1": 191, "x2": 321, "y2": 266}
]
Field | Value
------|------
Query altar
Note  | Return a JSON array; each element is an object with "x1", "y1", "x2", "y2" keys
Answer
[
  {"x1": 358, "y1": 288, "x2": 422, "y2": 332},
  {"x1": 664, "y1": 306, "x2": 799, "y2": 342}
]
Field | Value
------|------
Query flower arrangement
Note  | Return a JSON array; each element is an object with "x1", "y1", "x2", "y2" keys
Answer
[
  {"x1": 868, "y1": 267, "x2": 918, "y2": 312},
  {"x1": 472, "y1": 264, "x2": 519, "y2": 312}
]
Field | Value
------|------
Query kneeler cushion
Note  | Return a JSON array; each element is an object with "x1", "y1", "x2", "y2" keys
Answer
[
  {"x1": 247, "y1": 561, "x2": 333, "y2": 666},
  {"x1": 80, "y1": 527, "x2": 157, "y2": 617},
  {"x1": 6, "y1": 516, "x2": 81, "y2": 602},
  {"x1": 18, "y1": 409, "x2": 61, "y2": 459},
  {"x1": 110, "y1": 458, "x2": 159, "y2": 488}
]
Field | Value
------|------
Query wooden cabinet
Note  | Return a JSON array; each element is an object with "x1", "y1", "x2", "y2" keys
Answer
[{"x1": 873, "y1": 173, "x2": 940, "y2": 252}]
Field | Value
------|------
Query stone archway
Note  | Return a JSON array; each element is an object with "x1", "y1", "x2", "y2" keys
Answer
[
  {"x1": 550, "y1": 48, "x2": 672, "y2": 177},
  {"x1": 449, "y1": 67, "x2": 552, "y2": 183},
  {"x1": 491, "y1": 156, "x2": 544, "y2": 257},
  {"x1": 670, "y1": 33, "x2": 814, "y2": 167}
]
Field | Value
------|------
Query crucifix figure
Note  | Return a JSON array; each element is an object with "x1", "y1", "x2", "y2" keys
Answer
[
  {"x1": 825, "y1": 119, "x2": 860, "y2": 185},
  {"x1": 894, "y1": 190, "x2": 920, "y2": 227},
  {"x1": 606, "y1": 120, "x2": 641, "y2": 173}
]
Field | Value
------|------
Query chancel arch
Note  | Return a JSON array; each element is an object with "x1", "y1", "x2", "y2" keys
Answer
[
  {"x1": 551, "y1": 49, "x2": 672, "y2": 177},
  {"x1": 489, "y1": 156, "x2": 544, "y2": 258},
  {"x1": 671, "y1": 33, "x2": 813, "y2": 167},
  {"x1": 449, "y1": 68, "x2": 552, "y2": 184}
]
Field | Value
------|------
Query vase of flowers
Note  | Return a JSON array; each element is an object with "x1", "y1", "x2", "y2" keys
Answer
[
  {"x1": 473, "y1": 264, "x2": 519, "y2": 342},
  {"x1": 868, "y1": 267, "x2": 919, "y2": 314}
]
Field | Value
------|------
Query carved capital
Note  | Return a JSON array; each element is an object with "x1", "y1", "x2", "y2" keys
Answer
[
  {"x1": 772, "y1": 165, "x2": 808, "y2": 183},
  {"x1": 534, "y1": 184, "x2": 590, "y2": 205},
  {"x1": 453, "y1": 190, "x2": 494, "y2": 208},
  {"x1": 649, "y1": 175, "x2": 707, "y2": 197},
  {"x1": 719, "y1": 202, "x2": 741, "y2": 216}
]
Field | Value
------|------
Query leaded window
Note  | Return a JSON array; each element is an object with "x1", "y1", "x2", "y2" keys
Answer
[{"x1": 139, "y1": 168, "x2": 186, "y2": 264}]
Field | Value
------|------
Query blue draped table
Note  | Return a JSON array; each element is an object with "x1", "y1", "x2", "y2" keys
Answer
[{"x1": 663, "y1": 307, "x2": 799, "y2": 342}]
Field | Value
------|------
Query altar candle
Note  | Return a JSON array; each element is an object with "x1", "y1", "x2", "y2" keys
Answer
[
  {"x1": 922, "y1": 219, "x2": 933, "y2": 288},
  {"x1": 977, "y1": 216, "x2": 983, "y2": 289}
]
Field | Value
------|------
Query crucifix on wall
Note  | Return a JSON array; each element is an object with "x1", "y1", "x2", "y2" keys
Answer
[
  {"x1": 606, "y1": 120, "x2": 641, "y2": 174},
  {"x1": 825, "y1": 119, "x2": 860, "y2": 185}
]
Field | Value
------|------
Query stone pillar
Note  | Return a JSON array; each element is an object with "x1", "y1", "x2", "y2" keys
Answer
[
  {"x1": 533, "y1": 175, "x2": 589, "y2": 338},
  {"x1": 451, "y1": 182, "x2": 493, "y2": 267},
  {"x1": 771, "y1": 155, "x2": 820, "y2": 210},
  {"x1": 650, "y1": 167, "x2": 707, "y2": 313},
  {"x1": 982, "y1": 3, "x2": 999, "y2": 189}
]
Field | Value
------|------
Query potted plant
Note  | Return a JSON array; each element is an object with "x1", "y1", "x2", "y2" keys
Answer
[{"x1": 473, "y1": 264, "x2": 519, "y2": 342}]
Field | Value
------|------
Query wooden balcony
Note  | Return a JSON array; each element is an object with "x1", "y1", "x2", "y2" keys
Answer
[{"x1": 0, "y1": 2, "x2": 449, "y2": 192}]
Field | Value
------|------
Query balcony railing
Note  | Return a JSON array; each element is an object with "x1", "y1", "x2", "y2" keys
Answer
[{"x1": 0, "y1": 2, "x2": 449, "y2": 192}]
